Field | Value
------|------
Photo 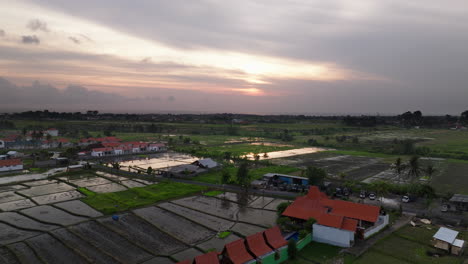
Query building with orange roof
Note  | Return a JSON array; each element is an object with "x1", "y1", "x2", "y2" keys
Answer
[
  {"x1": 221, "y1": 239, "x2": 255, "y2": 264},
  {"x1": 194, "y1": 251, "x2": 220, "y2": 264},
  {"x1": 282, "y1": 186, "x2": 389, "y2": 247},
  {"x1": 0, "y1": 159, "x2": 23, "y2": 172},
  {"x1": 245, "y1": 232, "x2": 273, "y2": 258}
]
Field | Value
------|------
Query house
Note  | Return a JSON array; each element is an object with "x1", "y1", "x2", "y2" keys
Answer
[
  {"x1": 148, "y1": 143, "x2": 166, "y2": 152},
  {"x1": 45, "y1": 128, "x2": 59, "y2": 137},
  {"x1": 6, "y1": 151, "x2": 23, "y2": 158},
  {"x1": 194, "y1": 252, "x2": 220, "y2": 264},
  {"x1": 0, "y1": 159, "x2": 23, "y2": 172},
  {"x1": 56, "y1": 138, "x2": 72, "y2": 147},
  {"x1": 0, "y1": 155, "x2": 7, "y2": 160},
  {"x1": 449, "y1": 194, "x2": 468, "y2": 211},
  {"x1": 221, "y1": 239, "x2": 255, "y2": 264},
  {"x1": 282, "y1": 186, "x2": 387, "y2": 247},
  {"x1": 194, "y1": 158, "x2": 219, "y2": 169},
  {"x1": 245, "y1": 232, "x2": 274, "y2": 259},
  {"x1": 433, "y1": 227, "x2": 465, "y2": 255},
  {"x1": 91, "y1": 147, "x2": 114, "y2": 157},
  {"x1": 263, "y1": 226, "x2": 288, "y2": 250}
]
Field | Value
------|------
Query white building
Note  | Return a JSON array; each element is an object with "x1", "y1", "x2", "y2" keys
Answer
[
  {"x1": 44, "y1": 128, "x2": 59, "y2": 137},
  {"x1": 0, "y1": 159, "x2": 23, "y2": 172},
  {"x1": 91, "y1": 147, "x2": 114, "y2": 157}
]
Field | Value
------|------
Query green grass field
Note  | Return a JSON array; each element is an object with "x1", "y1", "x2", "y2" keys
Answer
[
  {"x1": 192, "y1": 165, "x2": 300, "y2": 184},
  {"x1": 79, "y1": 181, "x2": 207, "y2": 214}
]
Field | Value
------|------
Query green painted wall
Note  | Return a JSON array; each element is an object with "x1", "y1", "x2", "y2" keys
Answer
[{"x1": 259, "y1": 234, "x2": 312, "y2": 264}]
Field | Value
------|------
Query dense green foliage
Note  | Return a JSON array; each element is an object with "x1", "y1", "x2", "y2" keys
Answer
[{"x1": 80, "y1": 181, "x2": 207, "y2": 214}]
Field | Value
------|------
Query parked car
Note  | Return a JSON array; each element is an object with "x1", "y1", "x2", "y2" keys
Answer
[
  {"x1": 359, "y1": 190, "x2": 367, "y2": 199},
  {"x1": 343, "y1": 187, "x2": 350, "y2": 196},
  {"x1": 368, "y1": 192, "x2": 376, "y2": 200},
  {"x1": 335, "y1": 187, "x2": 343, "y2": 198},
  {"x1": 441, "y1": 204, "x2": 450, "y2": 212}
]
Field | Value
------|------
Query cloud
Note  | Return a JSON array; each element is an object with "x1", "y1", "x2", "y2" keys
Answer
[
  {"x1": 27, "y1": 19, "x2": 49, "y2": 32},
  {"x1": 141, "y1": 57, "x2": 151, "y2": 63},
  {"x1": 68, "y1": 36, "x2": 80, "y2": 44},
  {"x1": 21, "y1": 35, "x2": 40, "y2": 44},
  {"x1": 0, "y1": 29, "x2": 4, "y2": 37}
]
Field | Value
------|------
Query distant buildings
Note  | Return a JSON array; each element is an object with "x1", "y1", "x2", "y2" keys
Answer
[
  {"x1": 90, "y1": 141, "x2": 167, "y2": 157},
  {"x1": 0, "y1": 159, "x2": 23, "y2": 172}
]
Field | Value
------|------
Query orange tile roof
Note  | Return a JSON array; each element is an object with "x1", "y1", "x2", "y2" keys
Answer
[
  {"x1": 246, "y1": 232, "x2": 273, "y2": 257},
  {"x1": 194, "y1": 251, "x2": 220, "y2": 264},
  {"x1": 224, "y1": 239, "x2": 254, "y2": 264},
  {"x1": 263, "y1": 226, "x2": 288, "y2": 249},
  {"x1": 0, "y1": 159, "x2": 22, "y2": 167},
  {"x1": 282, "y1": 186, "x2": 380, "y2": 232}
]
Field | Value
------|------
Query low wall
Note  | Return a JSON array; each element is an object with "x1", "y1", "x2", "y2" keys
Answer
[{"x1": 364, "y1": 214, "x2": 389, "y2": 239}]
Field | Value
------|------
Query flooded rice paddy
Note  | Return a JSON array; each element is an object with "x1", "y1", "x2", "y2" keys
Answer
[{"x1": 0, "y1": 170, "x2": 291, "y2": 263}]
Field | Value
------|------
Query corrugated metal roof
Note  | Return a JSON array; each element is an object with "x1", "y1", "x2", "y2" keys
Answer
[
  {"x1": 450, "y1": 194, "x2": 468, "y2": 203},
  {"x1": 433, "y1": 227, "x2": 458, "y2": 244},
  {"x1": 453, "y1": 239, "x2": 465, "y2": 248}
]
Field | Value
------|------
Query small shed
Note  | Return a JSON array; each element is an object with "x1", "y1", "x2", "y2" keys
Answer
[
  {"x1": 452, "y1": 239, "x2": 465, "y2": 255},
  {"x1": 194, "y1": 158, "x2": 218, "y2": 169},
  {"x1": 433, "y1": 227, "x2": 465, "y2": 255},
  {"x1": 449, "y1": 194, "x2": 468, "y2": 211}
]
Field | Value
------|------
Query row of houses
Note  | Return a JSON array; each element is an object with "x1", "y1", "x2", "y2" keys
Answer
[
  {"x1": 89, "y1": 142, "x2": 167, "y2": 157},
  {"x1": 177, "y1": 226, "x2": 289, "y2": 264},
  {"x1": 283, "y1": 186, "x2": 388, "y2": 247},
  {"x1": 0, "y1": 159, "x2": 24, "y2": 172},
  {"x1": 0, "y1": 128, "x2": 60, "y2": 149}
]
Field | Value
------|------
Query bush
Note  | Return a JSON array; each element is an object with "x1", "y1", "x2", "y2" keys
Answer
[
  {"x1": 299, "y1": 230, "x2": 309, "y2": 239},
  {"x1": 276, "y1": 202, "x2": 290, "y2": 216},
  {"x1": 305, "y1": 218, "x2": 316, "y2": 232}
]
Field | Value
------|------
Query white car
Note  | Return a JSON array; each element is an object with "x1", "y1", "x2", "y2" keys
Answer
[
  {"x1": 402, "y1": 195, "x2": 410, "y2": 203},
  {"x1": 368, "y1": 193, "x2": 376, "y2": 200}
]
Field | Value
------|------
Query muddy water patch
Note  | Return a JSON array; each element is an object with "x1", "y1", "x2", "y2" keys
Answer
[
  {"x1": 54, "y1": 200, "x2": 102, "y2": 218},
  {"x1": 69, "y1": 221, "x2": 152, "y2": 264},
  {"x1": 26, "y1": 233, "x2": 87, "y2": 264},
  {"x1": 0, "y1": 199, "x2": 36, "y2": 211},
  {"x1": 231, "y1": 223, "x2": 265, "y2": 237},
  {"x1": 23, "y1": 179, "x2": 57, "y2": 187},
  {"x1": 248, "y1": 196, "x2": 275, "y2": 209},
  {"x1": 159, "y1": 202, "x2": 234, "y2": 231},
  {"x1": 18, "y1": 182, "x2": 75, "y2": 197},
  {"x1": 87, "y1": 183, "x2": 127, "y2": 193},
  {"x1": 0, "y1": 185, "x2": 27, "y2": 193},
  {"x1": 61, "y1": 177, "x2": 111, "y2": 188},
  {"x1": 98, "y1": 213, "x2": 187, "y2": 255},
  {"x1": 21, "y1": 205, "x2": 87, "y2": 226},
  {"x1": 264, "y1": 199, "x2": 290, "y2": 211},
  {"x1": 0, "y1": 212, "x2": 59, "y2": 231},
  {"x1": 172, "y1": 247, "x2": 204, "y2": 262},
  {"x1": 0, "y1": 192, "x2": 24, "y2": 204},
  {"x1": 237, "y1": 208, "x2": 276, "y2": 227},
  {"x1": 133, "y1": 206, "x2": 215, "y2": 245},
  {"x1": 7, "y1": 242, "x2": 43, "y2": 264},
  {"x1": 172, "y1": 196, "x2": 240, "y2": 220},
  {"x1": 32, "y1": 190, "x2": 84, "y2": 205},
  {"x1": 52, "y1": 228, "x2": 118, "y2": 264},
  {"x1": 120, "y1": 180, "x2": 146, "y2": 188},
  {"x1": 0, "y1": 246, "x2": 20, "y2": 263},
  {"x1": 215, "y1": 192, "x2": 258, "y2": 205},
  {"x1": 0, "y1": 223, "x2": 40, "y2": 245}
]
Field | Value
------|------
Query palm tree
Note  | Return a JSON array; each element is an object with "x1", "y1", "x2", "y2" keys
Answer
[
  {"x1": 393, "y1": 157, "x2": 406, "y2": 183},
  {"x1": 424, "y1": 164, "x2": 436, "y2": 179},
  {"x1": 407, "y1": 156, "x2": 421, "y2": 182}
]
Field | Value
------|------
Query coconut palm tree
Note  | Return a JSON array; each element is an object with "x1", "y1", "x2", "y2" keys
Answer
[
  {"x1": 393, "y1": 157, "x2": 406, "y2": 183},
  {"x1": 424, "y1": 164, "x2": 436, "y2": 179},
  {"x1": 407, "y1": 156, "x2": 421, "y2": 182}
]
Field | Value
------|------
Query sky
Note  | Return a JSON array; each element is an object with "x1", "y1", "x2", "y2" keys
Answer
[{"x1": 0, "y1": 0, "x2": 467, "y2": 115}]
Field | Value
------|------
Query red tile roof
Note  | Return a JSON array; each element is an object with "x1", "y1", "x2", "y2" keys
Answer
[
  {"x1": 224, "y1": 239, "x2": 254, "y2": 264},
  {"x1": 194, "y1": 251, "x2": 220, "y2": 264},
  {"x1": 102, "y1": 142, "x2": 122, "y2": 147},
  {"x1": 282, "y1": 186, "x2": 380, "y2": 232},
  {"x1": 263, "y1": 226, "x2": 288, "y2": 249},
  {"x1": 246, "y1": 232, "x2": 273, "y2": 257},
  {"x1": 91, "y1": 147, "x2": 114, "y2": 152},
  {"x1": 0, "y1": 159, "x2": 22, "y2": 167}
]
